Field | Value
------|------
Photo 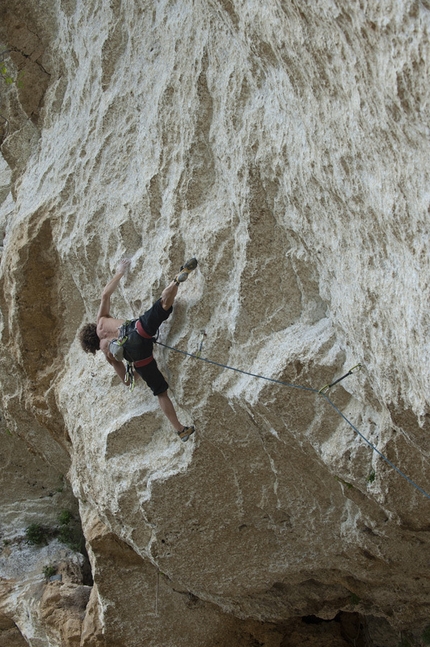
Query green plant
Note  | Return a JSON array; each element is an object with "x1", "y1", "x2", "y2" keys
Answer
[
  {"x1": 58, "y1": 510, "x2": 72, "y2": 525},
  {"x1": 58, "y1": 524, "x2": 83, "y2": 552},
  {"x1": 25, "y1": 523, "x2": 50, "y2": 545},
  {"x1": 56, "y1": 476, "x2": 65, "y2": 493},
  {"x1": 43, "y1": 565, "x2": 56, "y2": 579},
  {"x1": 15, "y1": 69, "x2": 24, "y2": 88},
  {"x1": 25, "y1": 510, "x2": 84, "y2": 553},
  {"x1": 367, "y1": 469, "x2": 376, "y2": 483},
  {"x1": 0, "y1": 48, "x2": 24, "y2": 88},
  {"x1": 335, "y1": 476, "x2": 353, "y2": 489},
  {"x1": 350, "y1": 593, "x2": 360, "y2": 605},
  {"x1": 0, "y1": 62, "x2": 13, "y2": 85},
  {"x1": 422, "y1": 625, "x2": 430, "y2": 645}
]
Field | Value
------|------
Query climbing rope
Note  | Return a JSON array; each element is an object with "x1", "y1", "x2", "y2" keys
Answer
[
  {"x1": 155, "y1": 340, "x2": 430, "y2": 502},
  {"x1": 322, "y1": 394, "x2": 430, "y2": 501},
  {"x1": 156, "y1": 340, "x2": 318, "y2": 394}
]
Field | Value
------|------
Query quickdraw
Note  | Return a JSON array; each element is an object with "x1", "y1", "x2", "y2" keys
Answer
[
  {"x1": 318, "y1": 363, "x2": 362, "y2": 395},
  {"x1": 125, "y1": 361, "x2": 135, "y2": 391},
  {"x1": 195, "y1": 330, "x2": 207, "y2": 358}
]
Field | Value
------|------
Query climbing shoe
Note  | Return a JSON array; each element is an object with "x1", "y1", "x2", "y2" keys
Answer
[
  {"x1": 177, "y1": 426, "x2": 195, "y2": 442},
  {"x1": 174, "y1": 258, "x2": 198, "y2": 284}
]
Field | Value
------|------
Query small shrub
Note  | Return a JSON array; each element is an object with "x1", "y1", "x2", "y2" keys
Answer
[
  {"x1": 16, "y1": 69, "x2": 25, "y2": 88},
  {"x1": 43, "y1": 565, "x2": 56, "y2": 579},
  {"x1": 335, "y1": 476, "x2": 353, "y2": 489},
  {"x1": 0, "y1": 62, "x2": 13, "y2": 85},
  {"x1": 25, "y1": 511, "x2": 84, "y2": 553},
  {"x1": 25, "y1": 523, "x2": 49, "y2": 545},
  {"x1": 58, "y1": 510, "x2": 72, "y2": 525},
  {"x1": 57, "y1": 524, "x2": 82, "y2": 552},
  {"x1": 422, "y1": 625, "x2": 430, "y2": 645},
  {"x1": 55, "y1": 475, "x2": 65, "y2": 493},
  {"x1": 398, "y1": 635, "x2": 412, "y2": 647}
]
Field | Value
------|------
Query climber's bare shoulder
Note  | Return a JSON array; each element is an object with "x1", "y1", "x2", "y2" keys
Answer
[{"x1": 96, "y1": 315, "x2": 125, "y2": 340}]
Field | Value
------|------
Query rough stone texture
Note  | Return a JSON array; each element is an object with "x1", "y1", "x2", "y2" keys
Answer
[
  {"x1": 0, "y1": 411, "x2": 90, "y2": 646},
  {"x1": 1, "y1": 0, "x2": 430, "y2": 645},
  {"x1": 0, "y1": 612, "x2": 28, "y2": 647}
]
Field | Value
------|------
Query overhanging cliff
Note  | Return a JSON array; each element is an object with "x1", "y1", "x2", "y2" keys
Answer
[{"x1": 1, "y1": 1, "x2": 430, "y2": 646}]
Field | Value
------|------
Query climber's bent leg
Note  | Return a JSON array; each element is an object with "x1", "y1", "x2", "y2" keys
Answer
[
  {"x1": 157, "y1": 390, "x2": 183, "y2": 432},
  {"x1": 160, "y1": 281, "x2": 179, "y2": 311}
]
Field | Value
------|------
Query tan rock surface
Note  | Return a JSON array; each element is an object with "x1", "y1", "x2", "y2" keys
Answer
[
  {"x1": 0, "y1": 612, "x2": 28, "y2": 647},
  {"x1": 1, "y1": 0, "x2": 430, "y2": 645}
]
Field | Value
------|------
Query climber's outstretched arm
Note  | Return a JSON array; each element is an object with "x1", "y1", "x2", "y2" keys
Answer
[{"x1": 97, "y1": 259, "x2": 131, "y2": 322}]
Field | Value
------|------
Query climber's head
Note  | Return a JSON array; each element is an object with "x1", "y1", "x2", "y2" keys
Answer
[{"x1": 79, "y1": 323, "x2": 100, "y2": 355}]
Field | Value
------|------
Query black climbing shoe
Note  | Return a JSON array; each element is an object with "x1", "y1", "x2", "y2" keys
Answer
[
  {"x1": 174, "y1": 258, "x2": 198, "y2": 284},
  {"x1": 177, "y1": 426, "x2": 195, "y2": 442}
]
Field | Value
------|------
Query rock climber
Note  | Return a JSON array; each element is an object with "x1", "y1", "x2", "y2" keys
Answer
[{"x1": 79, "y1": 258, "x2": 197, "y2": 442}]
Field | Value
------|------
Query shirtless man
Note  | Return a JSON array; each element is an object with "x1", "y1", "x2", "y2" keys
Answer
[{"x1": 79, "y1": 258, "x2": 197, "y2": 441}]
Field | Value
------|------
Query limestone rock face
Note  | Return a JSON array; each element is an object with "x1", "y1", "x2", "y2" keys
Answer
[{"x1": 1, "y1": 0, "x2": 430, "y2": 645}]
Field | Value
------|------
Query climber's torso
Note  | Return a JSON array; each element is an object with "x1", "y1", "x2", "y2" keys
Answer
[{"x1": 97, "y1": 315, "x2": 125, "y2": 357}]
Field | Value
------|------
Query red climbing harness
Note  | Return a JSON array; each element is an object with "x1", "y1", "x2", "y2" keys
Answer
[
  {"x1": 136, "y1": 319, "x2": 153, "y2": 339},
  {"x1": 134, "y1": 320, "x2": 154, "y2": 366}
]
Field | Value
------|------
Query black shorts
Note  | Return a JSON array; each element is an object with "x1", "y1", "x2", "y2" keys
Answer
[
  {"x1": 135, "y1": 358, "x2": 168, "y2": 396},
  {"x1": 139, "y1": 298, "x2": 172, "y2": 336},
  {"x1": 123, "y1": 298, "x2": 172, "y2": 396}
]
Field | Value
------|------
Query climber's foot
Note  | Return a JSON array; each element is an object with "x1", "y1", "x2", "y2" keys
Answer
[
  {"x1": 174, "y1": 258, "x2": 198, "y2": 284},
  {"x1": 177, "y1": 426, "x2": 195, "y2": 442}
]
